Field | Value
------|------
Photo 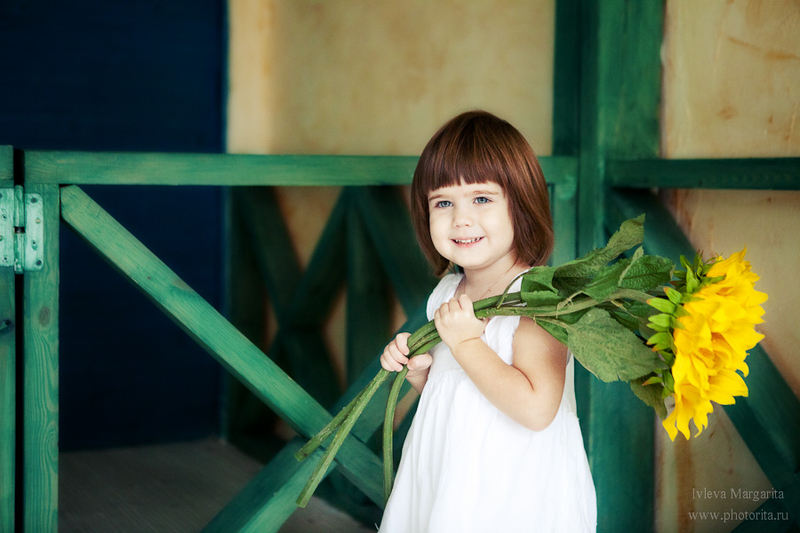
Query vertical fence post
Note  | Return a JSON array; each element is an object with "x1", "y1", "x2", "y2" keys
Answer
[
  {"x1": 0, "y1": 146, "x2": 15, "y2": 533},
  {"x1": 22, "y1": 181, "x2": 60, "y2": 533}
]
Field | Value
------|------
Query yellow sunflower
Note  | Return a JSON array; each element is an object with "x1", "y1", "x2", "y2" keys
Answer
[{"x1": 662, "y1": 248, "x2": 768, "y2": 440}]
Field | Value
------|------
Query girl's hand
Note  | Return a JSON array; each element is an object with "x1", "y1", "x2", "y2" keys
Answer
[
  {"x1": 434, "y1": 294, "x2": 487, "y2": 351},
  {"x1": 380, "y1": 332, "x2": 432, "y2": 393},
  {"x1": 380, "y1": 332, "x2": 433, "y2": 375}
]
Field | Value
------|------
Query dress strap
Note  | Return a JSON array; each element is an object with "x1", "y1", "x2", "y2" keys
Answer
[
  {"x1": 426, "y1": 273, "x2": 464, "y2": 320},
  {"x1": 562, "y1": 352, "x2": 578, "y2": 414}
]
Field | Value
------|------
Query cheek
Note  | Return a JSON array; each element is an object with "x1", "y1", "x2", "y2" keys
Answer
[{"x1": 428, "y1": 217, "x2": 445, "y2": 243}]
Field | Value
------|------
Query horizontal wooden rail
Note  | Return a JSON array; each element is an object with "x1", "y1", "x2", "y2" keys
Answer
[
  {"x1": 608, "y1": 158, "x2": 800, "y2": 190},
  {"x1": 59, "y1": 185, "x2": 386, "y2": 506},
  {"x1": 23, "y1": 150, "x2": 578, "y2": 187}
]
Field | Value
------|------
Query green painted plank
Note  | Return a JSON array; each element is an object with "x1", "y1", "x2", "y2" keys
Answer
[
  {"x1": 203, "y1": 438, "x2": 325, "y2": 533},
  {"x1": 549, "y1": 177, "x2": 578, "y2": 266},
  {"x1": 0, "y1": 147, "x2": 15, "y2": 533},
  {"x1": 24, "y1": 150, "x2": 577, "y2": 187},
  {"x1": 352, "y1": 187, "x2": 437, "y2": 315},
  {"x1": 22, "y1": 183, "x2": 60, "y2": 533},
  {"x1": 608, "y1": 158, "x2": 800, "y2": 190},
  {"x1": 602, "y1": 2, "x2": 663, "y2": 160},
  {"x1": 58, "y1": 185, "x2": 385, "y2": 506},
  {"x1": 608, "y1": 189, "x2": 800, "y2": 522},
  {"x1": 236, "y1": 187, "x2": 341, "y2": 407},
  {"x1": 579, "y1": 2, "x2": 664, "y2": 531},
  {"x1": 576, "y1": 0, "x2": 603, "y2": 256},
  {"x1": 280, "y1": 334, "x2": 341, "y2": 409},
  {"x1": 553, "y1": 0, "x2": 580, "y2": 156},
  {"x1": 234, "y1": 187, "x2": 301, "y2": 318},
  {"x1": 25, "y1": 151, "x2": 419, "y2": 186},
  {"x1": 346, "y1": 202, "x2": 392, "y2": 382},
  {"x1": 588, "y1": 379, "x2": 655, "y2": 531},
  {"x1": 284, "y1": 192, "x2": 350, "y2": 329},
  {"x1": 208, "y1": 310, "x2": 428, "y2": 533}
]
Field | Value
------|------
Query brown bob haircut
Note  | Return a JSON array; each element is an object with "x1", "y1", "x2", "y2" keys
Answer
[{"x1": 411, "y1": 110, "x2": 554, "y2": 276}]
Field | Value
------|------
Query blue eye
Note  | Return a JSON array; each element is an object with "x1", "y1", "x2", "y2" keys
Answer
[
  {"x1": 435, "y1": 200, "x2": 453, "y2": 208},
  {"x1": 474, "y1": 196, "x2": 490, "y2": 204}
]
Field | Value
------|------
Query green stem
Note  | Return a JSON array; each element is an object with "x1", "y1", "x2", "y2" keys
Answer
[
  {"x1": 295, "y1": 375, "x2": 376, "y2": 461},
  {"x1": 296, "y1": 369, "x2": 390, "y2": 507},
  {"x1": 383, "y1": 367, "x2": 409, "y2": 502}
]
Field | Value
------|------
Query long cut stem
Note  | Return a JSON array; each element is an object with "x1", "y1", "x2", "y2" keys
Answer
[
  {"x1": 382, "y1": 367, "x2": 409, "y2": 502},
  {"x1": 295, "y1": 369, "x2": 390, "y2": 507}
]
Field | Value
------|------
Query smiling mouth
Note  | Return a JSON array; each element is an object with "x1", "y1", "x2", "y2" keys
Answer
[{"x1": 453, "y1": 237, "x2": 483, "y2": 244}]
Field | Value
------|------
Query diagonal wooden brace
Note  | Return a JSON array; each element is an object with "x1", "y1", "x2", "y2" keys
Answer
[{"x1": 59, "y1": 185, "x2": 386, "y2": 505}]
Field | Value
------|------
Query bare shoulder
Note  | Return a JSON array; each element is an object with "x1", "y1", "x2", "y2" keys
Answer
[{"x1": 512, "y1": 316, "x2": 568, "y2": 366}]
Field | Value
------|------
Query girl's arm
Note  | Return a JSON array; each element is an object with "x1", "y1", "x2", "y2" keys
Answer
[
  {"x1": 380, "y1": 332, "x2": 433, "y2": 394},
  {"x1": 435, "y1": 295, "x2": 567, "y2": 431}
]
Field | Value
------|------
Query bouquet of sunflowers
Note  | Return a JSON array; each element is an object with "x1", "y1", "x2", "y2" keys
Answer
[{"x1": 294, "y1": 215, "x2": 767, "y2": 506}]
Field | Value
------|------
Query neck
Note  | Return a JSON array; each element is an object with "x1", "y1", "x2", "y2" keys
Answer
[{"x1": 461, "y1": 258, "x2": 529, "y2": 300}]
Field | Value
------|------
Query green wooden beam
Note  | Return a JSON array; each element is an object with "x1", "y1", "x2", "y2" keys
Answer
[
  {"x1": 548, "y1": 177, "x2": 578, "y2": 266},
  {"x1": 352, "y1": 187, "x2": 437, "y2": 315},
  {"x1": 553, "y1": 0, "x2": 580, "y2": 156},
  {"x1": 23, "y1": 150, "x2": 577, "y2": 187},
  {"x1": 608, "y1": 158, "x2": 800, "y2": 190},
  {"x1": 207, "y1": 309, "x2": 428, "y2": 532},
  {"x1": 608, "y1": 188, "x2": 800, "y2": 527},
  {"x1": 236, "y1": 187, "x2": 342, "y2": 408},
  {"x1": 22, "y1": 182, "x2": 60, "y2": 533},
  {"x1": 58, "y1": 185, "x2": 385, "y2": 506},
  {"x1": 234, "y1": 187, "x2": 301, "y2": 318},
  {"x1": 577, "y1": 2, "x2": 664, "y2": 532},
  {"x1": 25, "y1": 152, "x2": 419, "y2": 186},
  {"x1": 346, "y1": 198, "x2": 392, "y2": 382},
  {"x1": 0, "y1": 146, "x2": 15, "y2": 533},
  {"x1": 203, "y1": 438, "x2": 326, "y2": 533},
  {"x1": 576, "y1": 0, "x2": 602, "y2": 256}
]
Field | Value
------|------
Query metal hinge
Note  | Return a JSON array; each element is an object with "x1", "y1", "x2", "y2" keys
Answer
[{"x1": 0, "y1": 186, "x2": 44, "y2": 273}]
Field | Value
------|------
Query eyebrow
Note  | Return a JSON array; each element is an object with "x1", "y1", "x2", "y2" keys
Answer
[{"x1": 428, "y1": 188, "x2": 501, "y2": 202}]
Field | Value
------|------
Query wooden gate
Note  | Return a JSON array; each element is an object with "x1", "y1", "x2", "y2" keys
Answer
[{"x1": 0, "y1": 150, "x2": 577, "y2": 532}]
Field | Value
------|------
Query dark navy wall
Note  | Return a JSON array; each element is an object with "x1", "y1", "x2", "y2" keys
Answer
[{"x1": 1, "y1": 1, "x2": 226, "y2": 449}]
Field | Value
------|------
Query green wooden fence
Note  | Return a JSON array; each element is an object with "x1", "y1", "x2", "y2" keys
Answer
[
  {"x1": 1, "y1": 152, "x2": 576, "y2": 532},
  {"x1": 2, "y1": 1, "x2": 800, "y2": 531}
]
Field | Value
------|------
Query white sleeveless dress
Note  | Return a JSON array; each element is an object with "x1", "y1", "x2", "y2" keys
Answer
[{"x1": 379, "y1": 273, "x2": 597, "y2": 532}]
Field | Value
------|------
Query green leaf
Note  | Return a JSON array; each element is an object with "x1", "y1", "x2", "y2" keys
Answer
[
  {"x1": 521, "y1": 290, "x2": 564, "y2": 307},
  {"x1": 648, "y1": 313, "x2": 672, "y2": 329},
  {"x1": 553, "y1": 215, "x2": 645, "y2": 292},
  {"x1": 664, "y1": 286, "x2": 682, "y2": 305},
  {"x1": 562, "y1": 308, "x2": 661, "y2": 382},
  {"x1": 605, "y1": 305, "x2": 640, "y2": 332},
  {"x1": 520, "y1": 265, "x2": 558, "y2": 293},
  {"x1": 648, "y1": 297, "x2": 676, "y2": 314},
  {"x1": 647, "y1": 331, "x2": 671, "y2": 348},
  {"x1": 581, "y1": 258, "x2": 631, "y2": 302},
  {"x1": 630, "y1": 376, "x2": 668, "y2": 420},
  {"x1": 619, "y1": 255, "x2": 674, "y2": 292},
  {"x1": 537, "y1": 319, "x2": 569, "y2": 346}
]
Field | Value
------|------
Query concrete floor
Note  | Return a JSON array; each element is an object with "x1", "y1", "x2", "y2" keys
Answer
[{"x1": 59, "y1": 438, "x2": 377, "y2": 532}]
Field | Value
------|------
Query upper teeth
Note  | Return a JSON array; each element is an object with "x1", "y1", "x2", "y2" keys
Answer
[{"x1": 455, "y1": 237, "x2": 481, "y2": 244}]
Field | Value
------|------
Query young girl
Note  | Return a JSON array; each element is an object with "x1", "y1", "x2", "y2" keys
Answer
[{"x1": 378, "y1": 111, "x2": 596, "y2": 532}]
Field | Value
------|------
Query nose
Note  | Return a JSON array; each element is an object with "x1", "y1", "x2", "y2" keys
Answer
[{"x1": 453, "y1": 203, "x2": 473, "y2": 227}]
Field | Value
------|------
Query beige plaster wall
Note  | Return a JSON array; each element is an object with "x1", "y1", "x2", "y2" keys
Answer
[
  {"x1": 658, "y1": 1, "x2": 800, "y2": 531},
  {"x1": 227, "y1": 0, "x2": 555, "y2": 157},
  {"x1": 227, "y1": 0, "x2": 556, "y2": 385}
]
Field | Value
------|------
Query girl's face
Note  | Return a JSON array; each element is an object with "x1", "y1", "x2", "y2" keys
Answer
[{"x1": 427, "y1": 180, "x2": 518, "y2": 276}]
